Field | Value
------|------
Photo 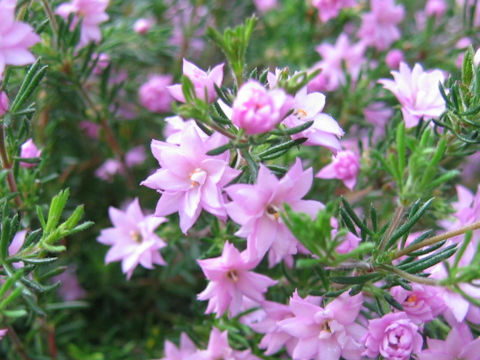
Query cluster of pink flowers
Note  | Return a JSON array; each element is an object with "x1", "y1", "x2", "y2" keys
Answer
[{"x1": 312, "y1": 0, "x2": 356, "y2": 22}]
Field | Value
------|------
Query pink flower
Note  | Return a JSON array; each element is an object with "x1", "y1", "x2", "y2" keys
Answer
[
  {"x1": 56, "y1": 0, "x2": 109, "y2": 49},
  {"x1": 278, "y1": 291, "x2": 365, "y2": 360},
  {"x1": 379, "y1": 62, "x2": 446, "y2": 128},
  {"x1": 225, "y1": 158, "x2": 324, "y2": 266},
  {"x1": 363, "y1": 312, "x2": 423, "y2": 360},
  {"x1": 330, "y1": 217, "x2": 360, "y2": 254},
  {"x1": 95, "y1": 159, "x2": 121, "y2": 182},
  {"x1": 9, "y1": 229, "x2": 26, "y2": 268},
  {"x1": 363, "y1": 102, "x2": 393, "y2": 142},
  {"x1": 133, "y1": 18, "x2": 154, "y2": 34},
  {"x1": 425, "y1": 0, "x2": 447, "y2": 17},
  {"x1": 312, "y1": 0, "x2": 356, "y2": 22},
  {"x1": 194, "y1": 327, "x2": 261, "y2": 360},
  {"x1": 141, "y1": 124, "x2": 239, "y2": 234},
  {"x1": 418, "y1": 323, "x2": 480, "y2": 360},
  {"x1": 92, "y1": 53, "x2": 110, "y2": 75},
  {"x1": 250, "y1": 300, "x2": 298, "y2": 356},
  {"x1": 51, "y1": 266, "x2": 86, "y2": 301},
  {"x1": 0, "y1": 92, "x2": 8, "y2": 116},
  {"x1": 97, "y1": 198, "x2": 167, "y2": 279},
  {"x1": 385, "y1": 49, "x2": 404, "y2": 69},
  {"x1": 138, "y1": 74, "x2": 173, "y2": 113},
  {"x1": 231, "y1": 80, "x2": 294, "y2": 135},
  {"x1": 197, "y1": 242, "x2": 277, "y2": 318},
  {"x1": 19, "y1": 138, "x2": 41, "y2": 168},
  {"x1": 253, "y1": 0, "x2": 277, "y2": 13},
  {"x1": 79, "y1": 120, "x2": 100, "y2": 139},
  {"x1": 283, "y1": 87, "x2": 344, "y2": 153},
  {"x1": 0, "y1": 0, "x2": 40, "y2": 79},
  {"x1": 390, "y1": 284, "x2": 445, "y2": 323},
  {"x1": 160, "y1": 332, "x2": 197, "y2": 360},
  {"x1": 316, "y1": 150, "x2": 360, "y2": 190},
  {"x1": 125, "y1": 146, "x2": 146, "y2": 167},
  {"x1": 167, "y1": 59, "x2": 224, "y2": 103},
  {"x1": 0, "y1": 328, "x2": 7, "y2": 340},
  {"x1": 358, "y1": 0, "x2": 405, "y2": 51},
  {"x1": 309, "y1": 33, "x2": 365, "y2": 92}
]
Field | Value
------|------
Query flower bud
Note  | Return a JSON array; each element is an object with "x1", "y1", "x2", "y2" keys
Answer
[
  {"x1": 0, "y1": 92, "x2": 9, "y2": 116},
  {"x1": 20, "y1": 138, "x2": 41, "y2": 168}
]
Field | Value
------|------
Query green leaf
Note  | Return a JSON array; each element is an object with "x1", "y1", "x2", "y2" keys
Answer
[
  {"x1": 10, "y1": 63, "x2": 48, "y2": 113},
  {"x1": 462, "y1": 45, "x2": 475, "y2": 87}
]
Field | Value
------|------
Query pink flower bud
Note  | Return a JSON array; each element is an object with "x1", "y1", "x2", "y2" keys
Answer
[
  {"x1": 0, "y1": 92, "x2": 9, "y2": 116},
  {"x1": 231, "y1": 80, "x2": 293, "y2": 135},
  {"x1": 133, "y1": 18, "x2": 153, "y2": 34},
  {"x1": 385, "y1": 49, "x2": 404, "y2": 69},
  {"x1": 92, "y1": 53, "x2": 110, "y2": 75},
  {"x1": 138, "y1": 74, "x2": 173, "y2": 113},
  {"x1": 20, "y1": 138, "x2": 41, "y2": 168}
]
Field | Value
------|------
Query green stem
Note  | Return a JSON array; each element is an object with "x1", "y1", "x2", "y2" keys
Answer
[{"x1": 0, "y1": 121, "x2": 21, "y2": 207}]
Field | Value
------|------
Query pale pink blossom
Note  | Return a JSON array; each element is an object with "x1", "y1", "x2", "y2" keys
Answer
[
  {"x1": 316, "y1": 150, "x2": 360, "y2": 190},
  {"x1": 194, "y1": 327, "x2": 261, "y2": 360},
  {"x1": 95, "y1": 159, "x2": 121, "y2": 182},
  {"x1": 160, "y1": 332, "x2": 197, "y2": 360},
  {"x1": 167, "y1": 59, "x2": 224, "y2": 103},
  {"x1": 253, "y1": 0, "x2": 277, "y2": 13},
  {"x1": 363, "y1": 312, "x2": 423, "y2": 360},
  {"x1": 225, "y1": 158, "x2": 324, "y2": 266},
  {"x1": 97, "y1": 198, "x2": 167, "y2": 279},
  {"x1": 312, "y1": 0, "x2": 356, "y2": 22},
  {"x1": 0, "y1": 0, "x2": 40, "y2": 79},
  {"x1": 358, "y1": 0, "x2": 405, "y2": 51},
  {"x1": 426, "y1": 0, "x2": 447, "y2": 17},
  {"x1": 278, "y1": 291, "x2": 365, "y2": 360},
  {"x1": 162, "y1": 116, "x2": 207, "y2": 144},
  {"x1": 330, "y1": 217, "x2": 360, "y2": 254},
  {"x1": 52, "y1": 266, "x2": 86, "y2": 301},
  {"x1": 363, "y1": 102, "x2": 393, "y2": 141},
  {"x1": 231, "y1": 80, "x2": 294, "y2": 135},
  {"x1": 92, "y1": 53, "x2": 109, "y2": 75},
  {"x1": 0, "y1": 329, "x2": 7, "y2": 340},
  {"x1": 139, "y1": 74, "x2": 173, "y2": 113},
  {"x1": 197, "y1": 242, "x2": 277, "y2": 318},
  {"x1": 283, "y1": 87, "x2": 344, "y2": 153},
  {"x1": 0, "y1": 92, "x2": 8, "y2": 116},
  {"x1": 385, "y1": 49, "x2": 404, "y2": 69},
  {"x1": 390, "y1": 284, "x2": 445, "y2": 323},
  {"x1": 133, "y1": 18, "x2": 154, "y2": 34},
  {"x1": 418, "y1": 323, "x2": 480, "y2": 360},
  {"x1": 379, "y1": 62, "x2": 446, "y2": 128},
  {"x1": 56, "y1": 0, "x2": 109, "y2": 49},
  {"x1": 141, "y1": 124, "x2": 239, "y2": 234},
  {"x1": 125, "y1": 146, "x2": 146, "y2": 167},
  {"x1": 19, "y1": 138, "x2": 41, "y2": 168},
  {"x1": 309, "y1": 34, "x2": 365, "y2": 92}
]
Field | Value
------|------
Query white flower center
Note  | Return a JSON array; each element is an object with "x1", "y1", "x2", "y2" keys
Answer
[{"x1": 189, "y1": 168, "x2": 207, "y2": 187}]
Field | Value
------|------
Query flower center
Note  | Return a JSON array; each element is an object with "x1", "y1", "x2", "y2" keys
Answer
[
  {"x1": 189, "y1": 168, "x2": 207, "y2": 187},
  {"x1": 295, "y1": 109, "x2": 308, "y2": 118},
  {"x1": 226, "y1": 270, "x2": 239, "y2": 282},
  {"x1": 406, "y1": 294, "x2": 417, "y2": 304},
  {"x1": 266, "y1": 205, "x2": 281, "y2": 221},
  {"x1": 129, "y1": 230, "x2": 142, "y2": 243}
]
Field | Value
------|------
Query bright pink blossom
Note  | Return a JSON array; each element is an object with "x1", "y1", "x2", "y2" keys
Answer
[
  {"x1": 225, "y1": 158, "x2": 324, "y2": 266},
  {"x1": 358, "y1": 0, "x2": 405, "y2": 51},
  {"x1": 379, "y1": 62, "x2": 446, "y2": 128},
  {"x1": 418, "y1": 323, "x2": 480, "y2": 360},
  {"x1": 278, "y1": 291, "x2": 365, "y2": 360},
  {"x1": 139, "y1": 74, "x2": 173, "y2": 113},
  {"x1": 390, "y1": 284, "x2": 445, "y2": 323},
  {"x1": 133, "y1": 18, "x2": 154, "y2": 34},
  {"x1": 0, "y1": 92, "x2": 8, "y2": 116},
  {"x1": 197, "y1": 242, "x2": 277, "y2": 318},
  {"x1": 167, "y1": 59, "x2": 224, "y2": 103},
  {"x1": 19, "y1": 138, "x2": 41, "y2": 168},
  {"x1": 309, "y1": 34, "x2": 365, "y2": 92},
  {"x1": 312, "y1": 0, "x2": 356, "y2": 22},
  {"x1": 56, "y1": 0, "x2": 109, "y2": 49},
  {"x1": 141, "y1": 123, "x2": 239, "y2": 234},
  {"x1": 231, "y1": 80, "x2": 293, "y2": 135},
  {"x1": 316, "y1": 150, "x2": 360, "y2": 190},
  {"x1": 160, "y1": 332, "x2": 197, "y2": 360},
  {"x1": 283, "y1": 87, "x2": 344, "y2": 153},
  {"x1": 0, "y1": 0, "x2": 40, "y2": 79},
  {"x1": 97, "y1": 198, "x2": 167, "y2": 279},
  {"x1": 363, "y1": 312, "x2": 423, "y2": 360}
]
